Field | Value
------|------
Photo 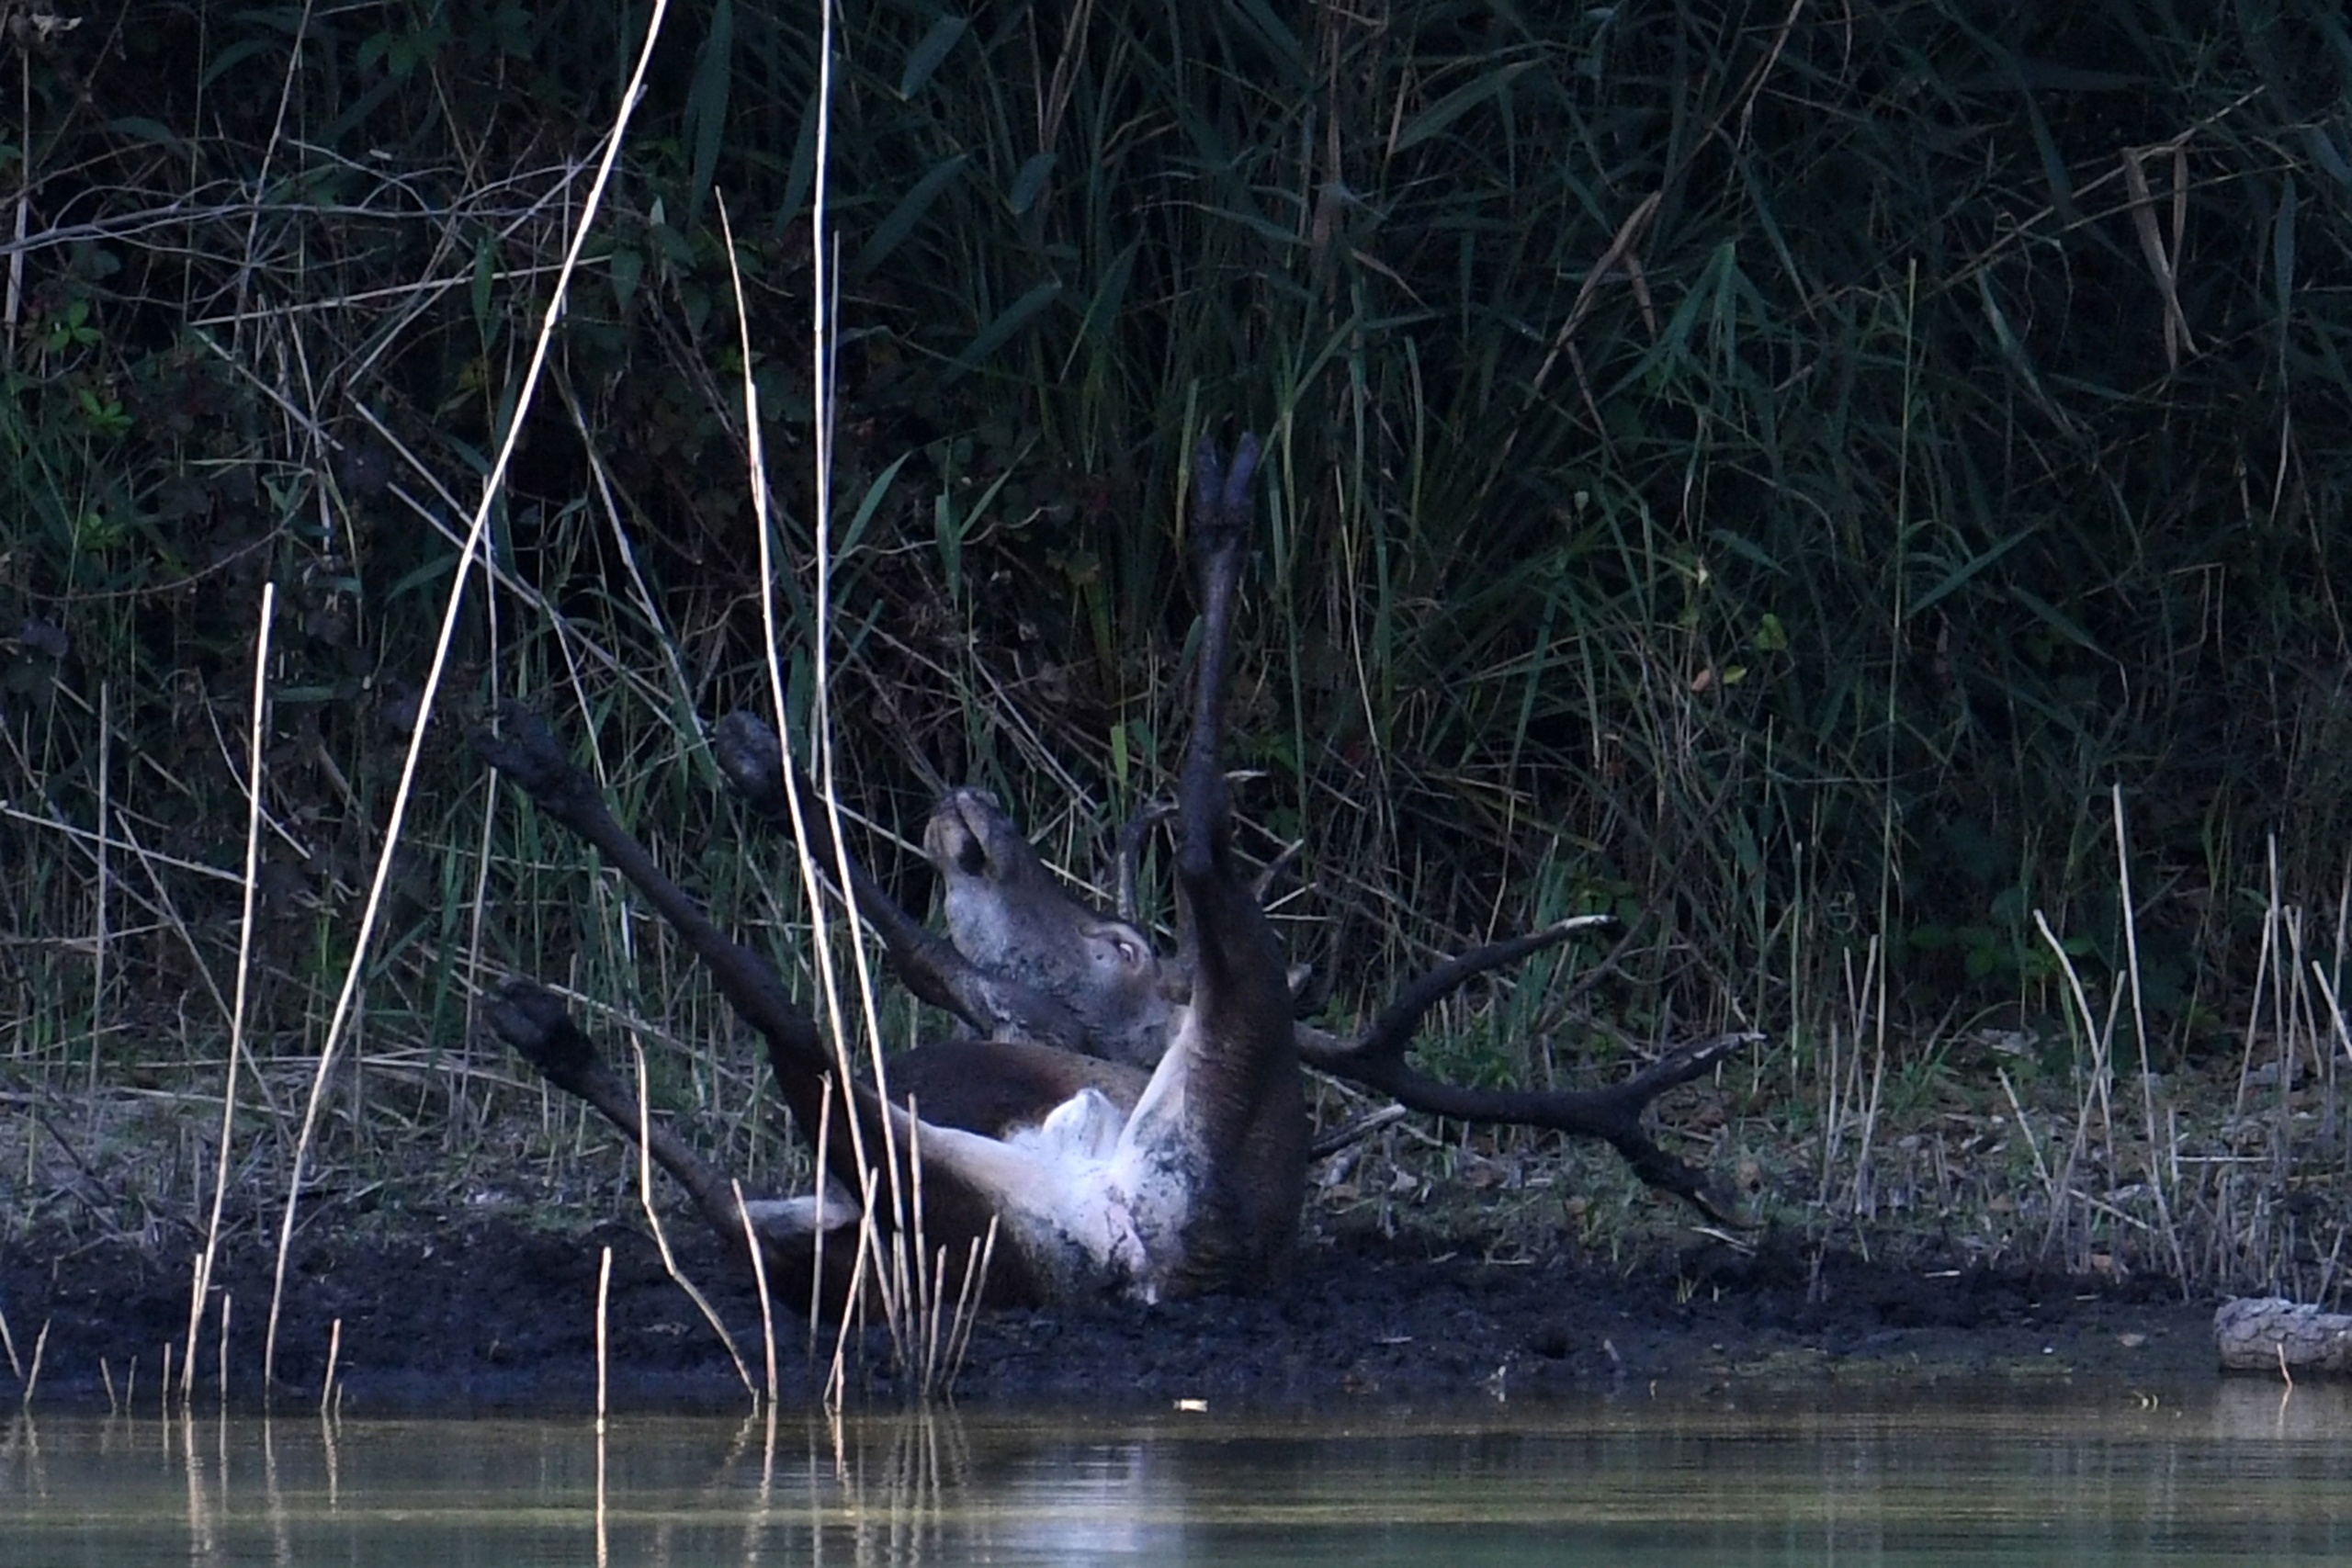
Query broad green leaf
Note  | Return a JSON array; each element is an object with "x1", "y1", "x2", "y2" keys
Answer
[
  {"x1": 684, "y1": 0, "x2": 735, "y2": 226},
  {"x1": 1910, "y1": 525, "x2": 2038, "y2": 616},
  {"x1": 1391, "y1": 60, "x2": 1538, "y2": 154},
  {"x1": 1009, "y1": 152, "x2": 1057, "y2": 215},
  {"x1": 899, "y1": 17, "x2": 968, "y2": 98},
  {"x1": 855, "y1": 153, "x2": 969, "y2": 276},
  {"x1": 838, "y1": 451, "x2": 914, "y2": 559},
  {"x1": 608, "y1": 247, "x2": 642, "y2": 315},
  {"x1": 948, "y1": 279, "x2": 1062, "y2": 375}
]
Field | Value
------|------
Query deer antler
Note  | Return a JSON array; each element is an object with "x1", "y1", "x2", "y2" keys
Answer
[
  {"x1": 1273, "y1": 911, "x2": 1757, "y2": 1220},
  {"x1": 1298, "y1": 1016, "x2": 1759, "y2": 1222},
  {"x1": 712, "y1": 706, "x2": 1755, "y2": 1215}
]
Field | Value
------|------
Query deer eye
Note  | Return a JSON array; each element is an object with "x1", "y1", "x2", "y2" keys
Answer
[{"x1": 1092, "y1": 926, "x2": 1150, "y2": 970}]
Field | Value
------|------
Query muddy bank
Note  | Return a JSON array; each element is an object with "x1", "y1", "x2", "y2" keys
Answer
[{"x1": 0, "y1": 1212, "x2": 2220, "y2": 1416}]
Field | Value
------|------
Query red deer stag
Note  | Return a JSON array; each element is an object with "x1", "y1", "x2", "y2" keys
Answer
[{"x1": 475, "y1": 433, "x2": 1755, "y2": 1313}]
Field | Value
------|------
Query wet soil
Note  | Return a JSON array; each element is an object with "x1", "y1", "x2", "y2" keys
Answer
[{"x1": 0, "y1": 1207, "x2": 2221, "y2": 1416}]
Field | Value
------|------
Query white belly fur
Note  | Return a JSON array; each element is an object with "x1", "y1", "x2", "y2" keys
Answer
[
  {"x1": 904, "y1": 1094, "x2": 1148, "y2": 1299},
  {"x1": 865, "y1": 1006, "x2": 1217, "y2": 1303},
  {"x1": 1103, "y1": 1007, "x2": 1214, "y2": 1303}
]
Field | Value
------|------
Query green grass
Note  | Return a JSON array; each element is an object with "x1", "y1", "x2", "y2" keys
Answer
[{"x1": 2, "y1": 0, "x2": 2349, "y2": 1308}]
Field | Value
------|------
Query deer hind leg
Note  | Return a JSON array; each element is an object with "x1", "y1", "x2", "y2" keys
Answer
[{"x1": 1110, "y1": 434, "x2": 1307, "y2": 1298}]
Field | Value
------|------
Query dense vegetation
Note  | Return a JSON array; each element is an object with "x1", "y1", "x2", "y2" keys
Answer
[{"x1": 5, "y1": 0, "x2": 2348, "y2": 1295}]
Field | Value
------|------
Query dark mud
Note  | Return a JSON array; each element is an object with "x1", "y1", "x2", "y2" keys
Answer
[{"x1": 0, "y1": 1210, "x2": 2220, "y2": 1416}]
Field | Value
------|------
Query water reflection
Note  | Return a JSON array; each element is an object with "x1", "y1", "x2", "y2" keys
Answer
[{"x1": 3, "y1": 1381, "x2": 2348, "y2": 1565}]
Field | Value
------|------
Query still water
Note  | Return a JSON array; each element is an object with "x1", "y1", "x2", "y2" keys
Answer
[{"x1": 5, "y1": 1382, "x2": 2348, "y2": 1565}]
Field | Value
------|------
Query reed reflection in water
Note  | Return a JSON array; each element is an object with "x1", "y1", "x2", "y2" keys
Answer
[{"x1": 3, "y1": 1381, "x2": 2349, "y2": 1565}]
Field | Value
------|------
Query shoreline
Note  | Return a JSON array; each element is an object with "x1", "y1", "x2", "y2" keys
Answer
[{"x1": 0, "y1": 1210, "x2": 2226, "y2": 1417}]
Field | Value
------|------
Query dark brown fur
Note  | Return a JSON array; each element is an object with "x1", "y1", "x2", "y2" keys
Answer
[
  {"x1": 478, "y1": 433, "x2": 1300, "y2": 1312},
  {"x1": 477, "y1": 430, "x2": 1756, "y2": 1320}
]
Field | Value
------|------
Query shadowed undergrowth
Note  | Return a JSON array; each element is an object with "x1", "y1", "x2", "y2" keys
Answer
[{"x1": 2, "y1": 1, "x2": 2348, "y2": 1308}]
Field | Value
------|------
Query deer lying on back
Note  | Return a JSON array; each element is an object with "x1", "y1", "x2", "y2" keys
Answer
[{"x1": 477, "y1": 433, "x2": 1754, "y2": 1314}]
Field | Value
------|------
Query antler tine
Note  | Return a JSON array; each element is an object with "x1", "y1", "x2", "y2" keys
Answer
[{"x1": 1343, "y1": 915, "x2": 1616, "y2": 1066}]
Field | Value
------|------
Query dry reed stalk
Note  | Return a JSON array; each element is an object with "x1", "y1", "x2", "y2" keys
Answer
[
  {"x1": 1853, "y1": 936, "x2": 1889, "y2": 1224},
  {"x1": 758, "y1": 1400, "x2": 779, "y2": 1504},
  {"x1": 2034, "y1": 905, "x2": 2119, "y2": 1259},
  {"x1": 630, "y1": 1043, "x2": 754, "y2": 1402},
  {"x1": 261, "y1": 0, "x2": 677, "y2": 1395},
  {"x1": 907, "y1": 1100, "x2": 933, "y2": 1366},
  {"x1": 160, "y1": 1342, "x2": 171, "y2": 1414},
  {"x1": 1818, "y1": 942, "x2": 1878, "y2": 1209},
  {"x1": 0, "y1": 807, "x2": 243, "y2": 887},
  {"x1": 888, "y1": 1231, "x2": 913, "y2": 1371},
  {"x1": 19, "y1": 1318, "x2": 45, "y2": 1409},
  {"x1": 342, "y1": 394, "x2": 651, "y2": 692},
  {"x1": 123, "y1": 1356, "x2": 133, "y2": 1416},
  {"x1": 225, "y1": 0, "x2": 313, "y2": 336},
  {"x1": 1996, "y1": 1067, "x2": 2056, "y2": 1208},
  {"x1": 850, "y1": 1181, "x2": 885, "y2": 1360},
  {"x1": 733, "y1": 1179, "x2": 778, "y2": 1409},
  {"x1": 2111, "y1": 787, "x2": 2188, "y2": 1283},
  {"x1": 630, "y1": 1043, "x2": 757, "y2": 1401},
  {"x1": 2283, "y1": 907, "x2": 2313, "y2": 1156},
  {"x1": 548, "y1": 381, "x2": 695, "y2": 707},
  {"x1": 799, "y1": 0, "x2": 905, "y2": 1233},
  {"x1": 178, "y1": 1253, "x2": 202, "y2": 1403},
  {"x1": 594, "y1": 1407, "x2": 611, "y2": 1568},
  {"x1": 595, "y1": 1245, "x2": 611, "y2": 1430},
  {"x1": 0, "y1": 1297, "x2": 18, "y2": 1380},
  {"x1": 2330, "y1": 875, "x2": 2351, "y2": 1122},
  {"x1": 186, "y1": 585, "x2": 275, "y2": 1395},
  {"x1": 217, "y1": 1294, "x2": 231, "y2": 1406},
  {"x1": 456, "y1": 766, "x2": 501, "y2": 1136},
  {"x1": 741, "y1": 0, "x2": 941, "y2": 1393},
  {"x1": 319, "y1": 1318, "x2": 341, "y2": 1417},
  {"x1": 808, "y1": 1080, "x2": 833, "y2": 1362},
  {"x1": 175, "y1": 1259, "x2": 203, "y2": 1401},
  {"x1": 1815, "y1": 1012, "x2": 1839, "y2": 1210},
  {"x1": 922, "y1": 1246, "x2": 948, "y2": 1394},
  {"x1": 823, "y1": 1398, "x2": 848, "y2": 1483},
  {"x1": 102, "y1": 790, "x2": 245, "y2": 1028},
  {"x1": 2318, "y1": 962, "x2": 2352, "y2": 1077},
  {"x1": 940, "y1": 1217, "x2": 997, "y2": 1392},
  {"x1": 86, "y1": 681, "x2": 109, "y2": 1098},
  {"x1": 101, "y1": 1358, "x2": 117, "y2": 1416},
  {"x1": 826, "y1": 1175, "x2": 879, "y2": 1412},
  {"x1": 2234, "y1": 838, "x2": 2284, "y2": 1123}
]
